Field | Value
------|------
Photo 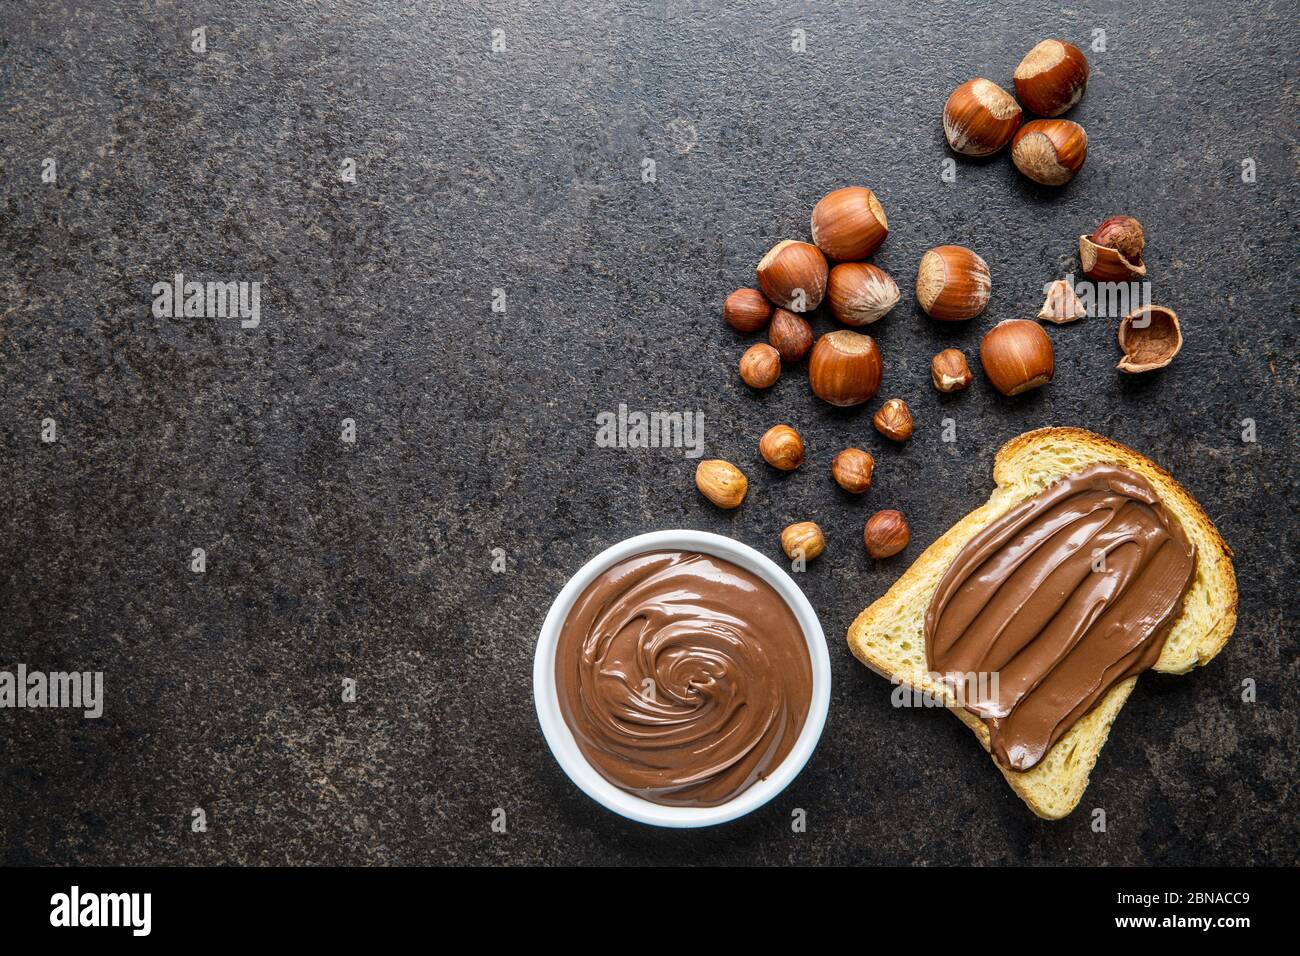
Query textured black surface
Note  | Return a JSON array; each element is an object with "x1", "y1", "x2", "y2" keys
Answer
[{"x1": 1, "y1": 0, "x2": 1296, "y2": 865}]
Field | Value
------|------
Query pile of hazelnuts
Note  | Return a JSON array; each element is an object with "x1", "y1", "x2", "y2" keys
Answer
[
  {"x1": 695, "y1": 38, "x2": 1171, "y2": 567},
  {"x1": 944, "y1": 38, "x2": 1091, "y2": 184}
]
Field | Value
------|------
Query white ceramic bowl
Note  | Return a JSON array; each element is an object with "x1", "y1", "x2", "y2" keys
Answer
[{"x1": 534, "y1": 529, "x2": 831, "y2": 827}]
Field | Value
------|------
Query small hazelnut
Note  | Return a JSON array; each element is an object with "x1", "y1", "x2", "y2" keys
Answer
[
  {"x1": 768, "y1": 308, "x2": 814, "y2": 363},
  {"x1": 781, "y1": 521, "x2": 826, "y2": 562},
  {"x1": 916, "y1": 245, "x2": 991, "y2": 321},
  {"x1": 828, "y1": 262, "x2": 900, "y2": 326},
  {"x1": 864, "y1": 510, "x2": 909, "y2": 559},
  {"x1": 831, "y1": 448, "x2": 875, "y2": 494},
  {"x1": 980, "y1": 319, "x2": 1055, "y2": 396},
  {"x1": 1091, "y1": 215, "x2": 1145, "y2": 262},
  {"x1": 943, "y1": 78, "x2": 1022, "y2": 156},
  {"x1": 756, "y1": 240, "x2": 828, "y2": 312},
  {"x1": 873, "y1": 399, "x2": 914, "y2": 442},
  {"x1": 695, "y1": 459, "x2": 748, "y2": 509},
  {"x1": 1011, "y1": 119, "x2": 1088, "y2": 186},
  {"x1": 810, "y1": 186, "x2": 889, "y2": 262},
  {"x1": 724, "y1": 288, "x2": 774, "y2": 333},
  {"x1": 931, "y1": 348, "x2": 973, "y2": 392},
  {"x1": 759, "y1": 424, "x2": 805, "y2": 471},
  {"x1": 739, "y1": 343, "x2": 781, "y2": 389},
  {"x1": 1037, "y1": 279, "x2": 1087, "y2": 324},
  {"x1": 808, "y1": 330, "x2": 884, "y2": 407},
  {"x1": 1013, "y1": 40, "x2": 1089, "y2": 117},
  {"x1": 1117, "y1": 305, "x2": 1182, "y2": 373}
]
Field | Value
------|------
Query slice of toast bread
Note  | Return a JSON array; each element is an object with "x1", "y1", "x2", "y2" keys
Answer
[{"x1": 847, "y1": 427, "x2": 1238, "y2": 819}]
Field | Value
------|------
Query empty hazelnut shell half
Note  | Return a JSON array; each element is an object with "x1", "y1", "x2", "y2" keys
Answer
[{"x1": 1117, "y1": 305, "x2": 1182, "y2": 373}]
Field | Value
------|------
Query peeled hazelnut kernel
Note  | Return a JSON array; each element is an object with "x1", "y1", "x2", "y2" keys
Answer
[
  {"x1": 916, "y1": 245, "x2": 991, "y2": 321},
  {"x1": 808, "y1": 330, "x2": 884, "y2": 407},
  {"x1": 1037, "y1": 279, "x2": 1087, "y2": 324},
  {"x1": 831, "y1": 448, "x2": 875, "y2": 494},
  {"x1": 724, "y1": 288, "x2": 774, "y2": 333},
  {"x1": 756, "y1": 240, "x2": 828, "y2": 312},
  {"x1": 759, "y1": 424, "x2": 805, "y2": 471},
  {"x1": 810, "y1": 186, "x2": 889, "y2": 262},
  {"x1": 1118, "y1": 305, "x2": 1182, "y2": 373},
  {"x1": 1013, "y1": 39, "x2": 1089, "y2": 117},
  {"x1": 1092, "y1": 215, "x2": 1145, "y2": 262},
  {"x1": 873, "y1": 399, "x2": 914, "y2": 442},
  {"x1": 980, "y1": 319, "x2": 1055, "y2": 396},
  {"x1": 864, "y1": 510, "x2": 910, "y2": 559},
  {"x1": 943, "y1": 78, "x2": 1022, "y2": 156},
  {"x1": 828, "y1": 262, "x2": 900, "y2": 326},
  {"x1": 931, "y1": 348, "x2": 973, "y2": 392},
  {"x1": 695, "y1": 459, "x2": 747, "y2": 509},
  {"x1": 1011, "y1": 119, "x2": 1088, "y2": 186},
  {"x1": 768, "y1": 308, "x2": 814, "y2": 363},
  {"x1": 739, "y1": 343, "x2": 781, "y2": 389},
  {"x1": 781, "y1": 521, "x2": 825, "y2": 562}
]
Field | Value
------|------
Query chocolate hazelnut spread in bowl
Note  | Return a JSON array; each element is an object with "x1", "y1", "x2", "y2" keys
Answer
[{"x1": 534, "y1": 531, "x2": 830, "y2": 827}]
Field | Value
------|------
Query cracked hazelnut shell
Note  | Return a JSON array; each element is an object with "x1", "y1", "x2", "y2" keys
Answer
[{"x1": 1118, "y1": 305, "x2": 1182, "y2": 373}]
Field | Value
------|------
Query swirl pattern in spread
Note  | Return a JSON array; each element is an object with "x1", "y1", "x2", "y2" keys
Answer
[{"x1": 555, "y1": 550, "x2": 812, "y2": 807}]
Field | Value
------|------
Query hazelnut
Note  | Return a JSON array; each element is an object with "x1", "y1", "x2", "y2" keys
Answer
[
  {"x1": 724, "y1": 288, "x2": 774, "y2": 333},
  {"x1": 980, "y1": 319, "x2": 1055, "y2": 396},
  {"x1": 1078, "y1": 234, "x2": 1147, "y2": 283},
  {"x1": 781, "y1": 521, "x2": 825, "y2": 562},
  {"x1": 942, "y1": 78, "x2": 1022, "y2": 156},
  {"x1": 1011, "y1": 119, "x2": 1088, "y2": 186},
  {"x1": 873, "y1": 399, "x2": 914, "y2": 442},
  {"x1": 931, "y1": 348, "x2": 973, "y2": 392},
  {"x1": 1079, "y1": 215, "x2": 1147, "y2": 282},
  {"x1": 810, "y1": 186, "x2": 889, "y2": 262},
  {"x1": 756, "y1": 240, "x2": 828, "y2": 312},
  {"x1": 915, "y1": 245, "x2": 991, "y2": 321},
  {"x1": 739, "y1": 343, "x2": 781, "y2": 389},
  {"x1": 808, "y1": 330, "x2": 884, "y2": 407},
  {"x1": 1013, "y1": 40, "x2": 1089, "y2": 117},
  {"x1": 1091, "y1": 215, "x2": 1145, "y2": 262},
  {"x1": 864, "y1": 510, "x2": 909, "y2": 559},
  {"x1": 1117, "y1": 305, "x2": 1182, "y2": 373},
  {"x1": 695, "y1": 459, "x2": 748, "y2": 509},
  {"x1": 768, "y1": 308, "x2": 814, "y2": 363},
  {"x1": 831, "y1": 448, "x2": 875, "y2": 494},
  {"x1": 759, "y1": 424, "x2": 805, "y2": 471},
  {"x1": 1037, "y1": 279, "x2": 1087, "y2": 324},
  {"x1": 828, "y1": 262, "x2": 900, "y2": 326}
]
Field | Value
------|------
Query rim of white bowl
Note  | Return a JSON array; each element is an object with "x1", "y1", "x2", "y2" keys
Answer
[{"x1": 533, "y1": 529, "x2": 831, "y2": 828}]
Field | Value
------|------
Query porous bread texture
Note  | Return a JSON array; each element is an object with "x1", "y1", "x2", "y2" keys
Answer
[{"x1": 847, "y1": 427, "x2": 1237, "y2": 819}]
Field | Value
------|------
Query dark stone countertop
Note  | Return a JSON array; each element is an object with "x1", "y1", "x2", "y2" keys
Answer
[{"x1": 1, "y1": 0, "x2": 1296, "y2": 865}]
